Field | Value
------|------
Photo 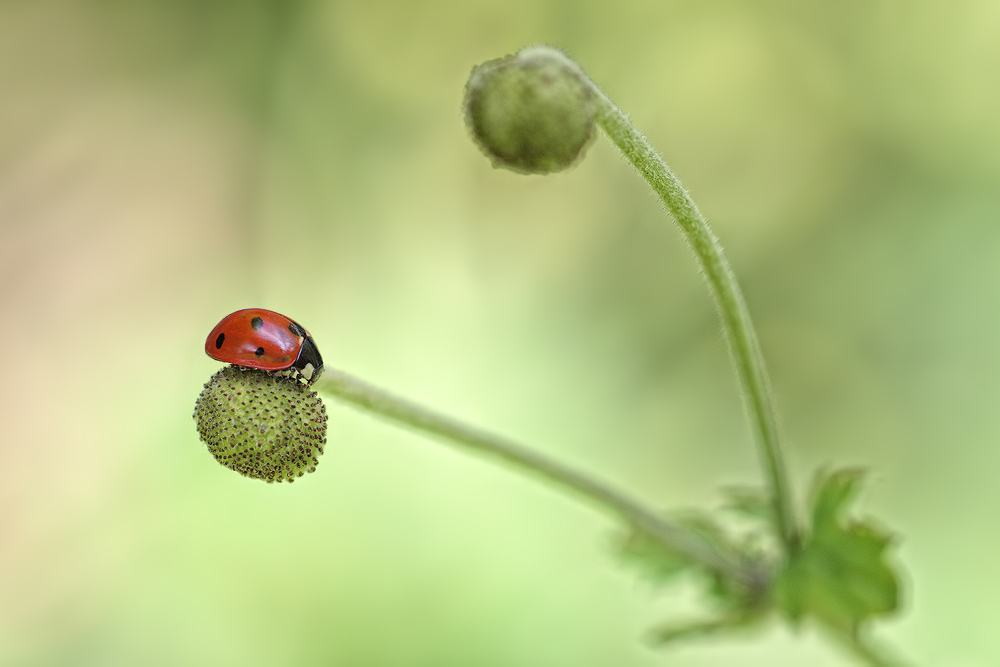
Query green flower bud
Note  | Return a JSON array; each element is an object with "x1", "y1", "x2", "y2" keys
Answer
[
  {"x1": 464, "y1": 45, "x2": 596, "y2": 174},
  {"x1": 193, "y1": 366, "x2": 328, "y2": 483}
]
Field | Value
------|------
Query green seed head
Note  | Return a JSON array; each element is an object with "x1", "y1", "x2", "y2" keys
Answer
[
  {"x1": 464, "y1": 45, "x2": 596, "y2": 174},
  {"x1": 193, "y1": 365, "x2": 328, "y2": 483}
]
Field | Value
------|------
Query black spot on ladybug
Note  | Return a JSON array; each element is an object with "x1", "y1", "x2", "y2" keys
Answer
[
  {"x1": 251, "y1": 317, "x2": 263, "y2": 330},
  {"x1": 255, "y1": 347, "x2": 265, "y2": 356},
  {"x1": 215, "y1": 333, "x2": 225, "y2": 349},
  {"x1": 288, "y1": 321, "x2": 306, "y2": 337}
]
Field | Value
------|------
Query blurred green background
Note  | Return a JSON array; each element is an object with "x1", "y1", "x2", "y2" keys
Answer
[{"x1": 2, "y1": 1, "x2": 999, "y2": 665}]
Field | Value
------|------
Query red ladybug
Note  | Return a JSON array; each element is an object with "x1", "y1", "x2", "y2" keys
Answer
[{"x1": 205, "y1": 308, "x2": 324, "y2": 384}]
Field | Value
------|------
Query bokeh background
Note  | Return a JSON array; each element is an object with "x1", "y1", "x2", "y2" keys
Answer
[{"x1": 2, "y1": 1, "x2": 999, "y2": 665}]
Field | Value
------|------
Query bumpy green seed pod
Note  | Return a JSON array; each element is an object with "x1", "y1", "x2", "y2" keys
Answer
[
  {"x1": 194, "y1": 365, "x2": 328, "y2": 483},
  {"x1": 464, "y1": 45, "x2": 596, "y2": 174}
]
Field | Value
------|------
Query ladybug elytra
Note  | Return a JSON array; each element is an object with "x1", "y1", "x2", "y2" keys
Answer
[{"x1": 205, "y1": 308, "x2": 324, "y2": 384}]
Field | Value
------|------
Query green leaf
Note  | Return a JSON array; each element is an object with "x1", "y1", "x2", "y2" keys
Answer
[
  {"x1": 721, "y1": 485, "x2": 773, "y2": 523},
  {"x1": 617, "y1": 511, "x2": 771, "y2": 649},
  {"x1": 616, "y1": 512, "x2": 768, "y2": 614},
  {"x1": 616, "y1": 511, "x2": 747, "y2": 589},
  {"x1": 775, "y1": 468, "x2": 900, "y2": 633},
  {"x1": 616, "y1": 524, "x2": 696, "y2": 585},
  {"x1": 811, "y1": 467, "x2": 865, "y2": 532}
]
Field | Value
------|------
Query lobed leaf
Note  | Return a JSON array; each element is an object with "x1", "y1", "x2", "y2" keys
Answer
[{"x1": 775, "y1": 468, "x2": 900, "y2": 633}]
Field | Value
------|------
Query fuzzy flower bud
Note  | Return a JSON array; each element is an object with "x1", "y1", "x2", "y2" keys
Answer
[
  {"x1": 464, "y1": 45, "x2": 596, "y2": 174},
  {"x1": 194, "y1": 365, "x2": 328, "y2": 483}
]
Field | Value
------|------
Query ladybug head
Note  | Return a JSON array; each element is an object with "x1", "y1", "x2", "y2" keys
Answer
[{"x1": 293, "y1": 336, "x2": 324, "y2": 385}]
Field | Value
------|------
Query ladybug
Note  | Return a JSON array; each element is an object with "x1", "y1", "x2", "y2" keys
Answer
[{"x1": 205, "y1": 308, "x2": 324, "y2": 384}]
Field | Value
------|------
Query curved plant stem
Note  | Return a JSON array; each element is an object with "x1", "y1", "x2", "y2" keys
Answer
[
  {"x1": 582, "y1": 80, "x2": 801, "y2": 554},
  {"x1": 315, "y1": 368, "x2": 762, "y2": 590}
]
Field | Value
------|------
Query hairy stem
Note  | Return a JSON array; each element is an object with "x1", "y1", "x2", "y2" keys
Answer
[
  {"x1": 315, "y1": 368, "x2": 761, "y2": 589},
  {"x1": 582, "y1": 80, "x2": 800, "y2": 553}
]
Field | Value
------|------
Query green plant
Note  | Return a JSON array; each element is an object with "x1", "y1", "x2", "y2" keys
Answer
[{"x1": 195, "y1": 45, "x2": 907, "y2": 666}]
